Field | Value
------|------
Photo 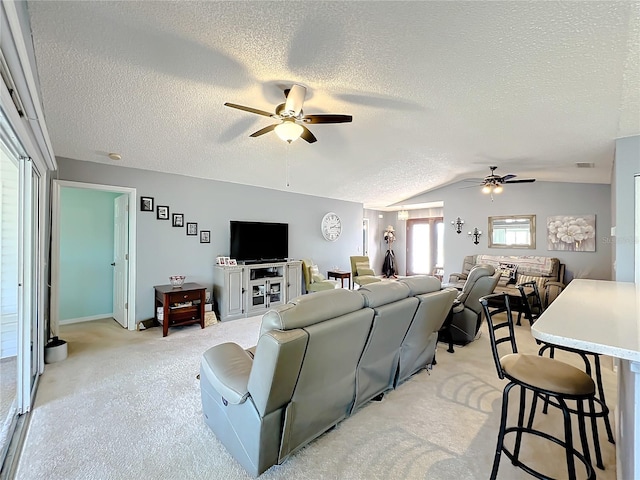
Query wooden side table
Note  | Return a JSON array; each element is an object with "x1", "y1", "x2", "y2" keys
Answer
[
  {"x1": 154, "y1": 282, "x2": 206, "y2": 337},
  {"x1": 327, "y1": 270, "x2": 351, "y2": 289}
]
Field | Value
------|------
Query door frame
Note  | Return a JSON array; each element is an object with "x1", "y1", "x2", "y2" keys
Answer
[{"x1": 51, "y1": 180, "x2": 137, "y2": 331}]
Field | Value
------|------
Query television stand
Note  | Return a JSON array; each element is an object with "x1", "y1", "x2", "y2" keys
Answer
[{"x1": 213, "y1": 260, "x2": 302, "y2": 321}]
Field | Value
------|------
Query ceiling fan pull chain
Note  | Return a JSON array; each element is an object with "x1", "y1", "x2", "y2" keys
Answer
[{"x1": 286, "y1": 152, "x2": 290, "y2": 187}]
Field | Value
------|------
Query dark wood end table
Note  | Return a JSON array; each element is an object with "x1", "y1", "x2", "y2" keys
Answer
[
  {"x1": 154, "y1": 282, "x2": 206, "y2": 337},
  {"x1": 327, "y1": 270, "x2": 352, "y2": 289}
]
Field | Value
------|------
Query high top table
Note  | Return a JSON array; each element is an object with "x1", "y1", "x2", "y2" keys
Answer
[{"x1": 531, "y1": 279, "x2": 640, "y2": 480}]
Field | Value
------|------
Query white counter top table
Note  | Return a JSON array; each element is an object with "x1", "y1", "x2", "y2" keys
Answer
[{"x1": 531, "y1": 279, "x2": 640, "y2": 480}]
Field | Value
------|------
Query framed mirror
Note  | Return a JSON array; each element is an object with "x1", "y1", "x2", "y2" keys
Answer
[{"x1": 488, "y1": 214, "x2": 536, "y2": 249}]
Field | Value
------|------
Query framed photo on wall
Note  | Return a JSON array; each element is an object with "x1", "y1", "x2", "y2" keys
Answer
[
  {"x1": 200, "y1": 230, "x2": 210, "y2": 243},
  {"x1": 172, "y1": 213, "x2": 184, "y2": 227},
  {"x1": 157, "y1": 205, "x2": 169, "y2": 220},
  {"x1": 140, "y1": 196, "x2": 154, "y2": 212},
  {"x1": 186, "y1": 222, "x2": 198, "y2": 236}
]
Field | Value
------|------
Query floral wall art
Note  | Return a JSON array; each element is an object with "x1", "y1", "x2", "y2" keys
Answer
[{"x1": 546, "y1": 215, "x2": 596, "y2": 252}]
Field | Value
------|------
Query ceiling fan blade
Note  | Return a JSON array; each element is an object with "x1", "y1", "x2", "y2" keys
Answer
[
  {"x1": 504, "y1": 179, "x2": 536, "y2": 184},
  {"x1": 501, "y1": 174, "x2": 517, "y2": 181},
  {"x1": 224, "y1": 102, "x2": 274, "y2": 118},
  {"x1": 300, "y1": 125, "x2": 317, "y2": 143},
  {"x1": 302, "y1": 114, "x2": 353, "y2": 124},
  {"x1": 249, "y1": 124, "x2": 277, "y2": 137},
  {"x1": 284, "y1": 84, "x2": 306, "y2": 117}
]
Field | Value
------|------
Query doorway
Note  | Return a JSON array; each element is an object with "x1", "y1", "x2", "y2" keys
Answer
[
  {"x1": 51, "y1": 181, "x2": 137, "y2": 331},
  {"x1": 406, "y1": 217, "x2": 444, "y2": 276}
]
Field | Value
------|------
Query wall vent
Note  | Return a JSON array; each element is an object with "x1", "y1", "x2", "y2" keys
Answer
[{"x1": 575, "y1": 162, "x2": 595, "y2": 168}]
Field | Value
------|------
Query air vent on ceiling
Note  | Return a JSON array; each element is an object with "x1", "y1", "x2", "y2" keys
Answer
[{"x1": 576, "y1": 162, "x2": 595, "y2": 168}]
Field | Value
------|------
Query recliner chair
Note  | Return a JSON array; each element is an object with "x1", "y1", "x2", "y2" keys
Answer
[
  {"x1": 349, "y1": 255, "x2": 382, "y2": 287},
  {"x1": 448, "y1": 264, "x2": 500, "y2": 344},
  {"x1": 301, "y1": 258, "x2": 339, "y2": 293}
]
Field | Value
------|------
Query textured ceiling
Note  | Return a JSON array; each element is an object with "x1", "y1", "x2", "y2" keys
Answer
[{"x1": 28, "y1": 1, "x2": 639, "y2": 209}]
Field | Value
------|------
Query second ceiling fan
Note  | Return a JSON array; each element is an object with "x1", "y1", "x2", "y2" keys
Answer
[{"x1": 224, "y1": 84, "x2": 352, "y2": 144}]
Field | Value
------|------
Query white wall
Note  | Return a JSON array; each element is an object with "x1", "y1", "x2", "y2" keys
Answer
[
  {"x1": 613, "y1": 135, "x2": 640, "y2": 282},
  {"x1": 399, "y1": 180, "x2": 612, "y2": 282},
  {"x1": 56, "y1": 157, "x2": 364, "y2": 321}
]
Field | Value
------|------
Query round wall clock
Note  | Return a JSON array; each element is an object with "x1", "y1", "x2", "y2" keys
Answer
[{"x1": 321, "y1": 212, "x2": 342, "y2": 241}]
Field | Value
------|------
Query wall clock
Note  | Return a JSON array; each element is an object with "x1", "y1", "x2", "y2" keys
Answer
[{"x1": 321, "y1": 212, "x2": 342, "y2": 241}]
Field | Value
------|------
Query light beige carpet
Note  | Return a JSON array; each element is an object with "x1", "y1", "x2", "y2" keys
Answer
[{"x1": 15, "y1": 315, "x2": 617, "y2": 479}]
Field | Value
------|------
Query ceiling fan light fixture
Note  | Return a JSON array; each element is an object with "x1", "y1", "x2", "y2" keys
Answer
[
  {"x1": 482, "y1": 184, "x2": 492, "y2": 194},
  {"x1": 275, "y1": 121, "x2": 304, "y2": 143},
  {"x1": 494, "y1": 185, "x2": 503, "y2": 194}
]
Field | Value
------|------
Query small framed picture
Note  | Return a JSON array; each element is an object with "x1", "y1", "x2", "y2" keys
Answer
[
  {"x1": 223, "y1": 257, "x2": 231, "y2": 266},
  {"x1": 140, "y1": 196, "x2": 154, "y2": 212},
  {"x1": 200, "y1": 230, "x2": 210, "y2": 243},
  {"x1": 157, "y1": 205, "x2": 169, "y2": 220},
  {"x1": 172, "y1": 213, "x2": 184, "y2": 227},
  {"x1": 186, "y1": 222, "x2": 198, "y2": 236},
  {"x1": 216, "y1": 256, "x2": 225, "y2": 265},
  {"x1": 228, "y1": 259, "x2": 237, "y2": 266}
]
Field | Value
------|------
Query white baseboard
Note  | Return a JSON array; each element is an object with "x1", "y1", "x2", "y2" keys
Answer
[{"x1": 59, "y1": 313, "x2": 113, "y2": 325}]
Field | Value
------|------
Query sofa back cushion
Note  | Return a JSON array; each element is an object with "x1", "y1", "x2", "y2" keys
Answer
[
  {"x1": 260, "y1": 288, "x2": 364, "y2": 336},
  {"x1": 399, "y1": 275, "x2": 442, "y2": 295},
  {"x1": 397, "y1": 287, "x2": 458, "y2": 383},
  {"x1": 353, "y1": 281, "x2": 418, "y2": 410},
  {"x1": 278, "y1": 307, "x2": 375, "y2": 461},
  {"x1": 476, "y1": 254, "x2": 558, "y2": 277}
]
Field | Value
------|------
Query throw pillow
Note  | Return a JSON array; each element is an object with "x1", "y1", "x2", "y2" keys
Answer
[
  {"x1": 312, "y1": 273, "x2": 325, "y2": 283},
  {"x1": 499, "y1": 263, "x2": 518, "y2": 285},
  {"x1": 355, "y1": 261, "x2": 373, "y2": 277},
  {"x1": 357, "y1": 266, "x2": 376, "y2": 276},
  {"x1": 309, "y1": 264, "x2": 322, "y2": 283}
]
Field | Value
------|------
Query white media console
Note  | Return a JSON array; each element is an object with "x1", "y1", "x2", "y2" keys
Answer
[{"x1": 213, "y1": 260, "x2": 302, "y2": 321}]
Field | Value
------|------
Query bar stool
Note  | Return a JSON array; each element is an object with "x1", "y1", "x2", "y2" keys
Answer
[
  {"x1": 480, "y1": 293, "x2": 596, "y2": 480},
  {"x1": 517, "y1": 280, "x2": 615, "y2": 469}
]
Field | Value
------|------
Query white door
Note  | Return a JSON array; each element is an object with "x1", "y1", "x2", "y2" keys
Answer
[{"x1": 113, "y1": 194, "x2": 128, "y2": 328}]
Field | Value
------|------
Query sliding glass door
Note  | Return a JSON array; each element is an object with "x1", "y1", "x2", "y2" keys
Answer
[
  {"x1": 0, "y1": 109, "x2": 42, "y2": 466},
  {"x1": 406, "y1": 217, "x2": 444, "y2": 276}
]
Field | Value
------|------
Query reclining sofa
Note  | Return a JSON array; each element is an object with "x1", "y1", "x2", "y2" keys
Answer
[
  {"x1": 448, "y1": 254, "x2": 565, "y2": 307},
  {"x1": 199, "y1": 276, "x2": 457, "y2": 477}
]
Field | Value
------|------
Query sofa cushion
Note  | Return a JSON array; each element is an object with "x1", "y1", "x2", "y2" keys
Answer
[
  {"x1": 517, "y1": 274, "x2": 549, "y2": 294},
  {"x1": 399, "y1": 275, "x2": 441, "y2": 295},
  {"x1": 260, "y1": 288, "x2": 365, "y2": 334},
  {"x1": 358, "y1": 281, "x2": 411, "y2": 308}
]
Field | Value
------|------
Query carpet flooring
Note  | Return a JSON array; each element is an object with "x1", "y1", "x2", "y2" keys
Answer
[{"x1": 15, "y1": 314, "x2": 617, "y2": 479}]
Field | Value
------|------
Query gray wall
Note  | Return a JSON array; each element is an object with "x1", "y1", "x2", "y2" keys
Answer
[
  {"x1": 400, "y1": 180, "x2": 612, "y2": 283},
  {"x1": 613, "y1": 135, "x2": 640, "y2": 282},
  {"x1": 56, "y1": 157, "x2": 364, "y2": 322}
]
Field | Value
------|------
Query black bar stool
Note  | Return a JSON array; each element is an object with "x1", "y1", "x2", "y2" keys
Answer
[
  {"x1": 480, "y1": 293, "x2": 596, "y2": 480},
  {"x1": 517, "y1": 280, "x2": 615, "y2": 469}
]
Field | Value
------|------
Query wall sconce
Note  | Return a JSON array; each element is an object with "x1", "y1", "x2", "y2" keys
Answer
[
  {"x1": 469, "y1": 228, "x2": 482, "y2": 245},
  {"x1": 397, "y1": 209, "x2": 409, "y2": 221},
  {"x1": 451, "y1": 217, "x2": 464, "y2": 234}
]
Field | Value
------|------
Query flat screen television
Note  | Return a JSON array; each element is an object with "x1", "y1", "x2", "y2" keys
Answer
[{"x1": 230, "y1": 221, "x2": 289, "y2": 263}]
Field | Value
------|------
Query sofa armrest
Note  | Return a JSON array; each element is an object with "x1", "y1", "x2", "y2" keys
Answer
[
  {"x1": 200, "y1": 342, "x2": 253, "y2": 405},
  {"x1": 448, "y1": 272, "x2": 467, "y2": 283}
]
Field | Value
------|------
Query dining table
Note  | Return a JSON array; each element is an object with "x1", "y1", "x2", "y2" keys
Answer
[{"x1": 531, "y1": 278, "x2": 640, "y2": 480}]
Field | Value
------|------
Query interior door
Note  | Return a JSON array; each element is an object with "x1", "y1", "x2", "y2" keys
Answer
[{"x1": 112, "y1": 194, "x2": 128, "y2": 328}]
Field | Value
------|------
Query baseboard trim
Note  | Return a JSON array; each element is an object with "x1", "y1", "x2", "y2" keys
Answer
[{"x1": 59, "y1": 314, "x2": 113, "y2": 325}]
